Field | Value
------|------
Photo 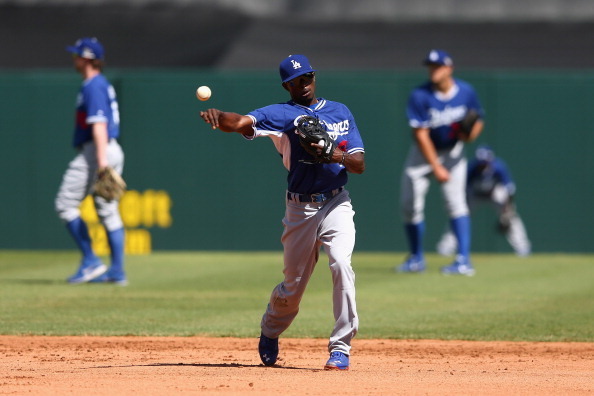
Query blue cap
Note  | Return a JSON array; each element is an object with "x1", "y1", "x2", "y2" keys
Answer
[
  {"x1": 423, "y1": 49, "x2": 453, "y2": 67},
  {"x1": 279, "y1": 54, "x2": 316, "y2": 83},
  {"x1": 66, "y1": 37, "x2": 104, "y2": 60},
  {"x1": 475, "y1": 144, "x2": 495, "y2": 162}
]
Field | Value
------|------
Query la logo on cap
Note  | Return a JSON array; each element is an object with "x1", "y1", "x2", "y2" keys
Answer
[{"x1": 291, "y1": 59, "x2": 302, "y2": 70}]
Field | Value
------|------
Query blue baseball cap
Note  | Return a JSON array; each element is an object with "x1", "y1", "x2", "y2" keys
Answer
[
  {"x1": 279, "y1": 54, "x2": 316, "y2": 83},
  {"x1": 66, "y1": 37, "x2": 104, "y2": 60},
  {"x1": 423, "y1": 49, "x2": 453, "y2": 67},
  {"x1": 475, "y1": 144, "x2": 495, "y2": 162}
]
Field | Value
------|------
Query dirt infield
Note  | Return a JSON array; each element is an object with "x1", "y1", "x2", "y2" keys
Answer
[{"x1": 1, "y1": 336, "x2": 593, "y2": 395}]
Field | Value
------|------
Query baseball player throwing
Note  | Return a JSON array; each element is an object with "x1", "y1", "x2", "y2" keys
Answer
[
  {"x1": 437, "y1": 145, "x2": 531, "y2": 256},
  {"x1": 55, "y1": 38, "x2": 127, "y2": 285},
  {"x1": 398, "y1": 49, "x2": 484, "y2": 276},
  {"x1": 200, "y1": 55, "x2": 365, "y2": 370}
]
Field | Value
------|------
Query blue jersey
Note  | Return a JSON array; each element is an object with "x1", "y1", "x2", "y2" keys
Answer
[
  {"x1": 73, "y1": 74, "x2": 120, "y2": 147},
  {"x1": 467, "y1": 158, "x2": 516, "y2": 197},
  {"x1": 406, "y1": 78, "x2": 484, "y2": 149},
  {"x1": 248, "y1": 98, "x2": 365, "y2": 194}
]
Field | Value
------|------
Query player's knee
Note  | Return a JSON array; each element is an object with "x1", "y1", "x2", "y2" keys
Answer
[
  {"x1": 272, "y1": 282, "x2": 301, "y2": 309},
  {"x1": 55, "y1": 199, "x2": 80, "y2": 223},
  {"x1": 95, "y1": 203, "x2": 123, "y2": 231},
  {"x1": 400, "y1": 198, "x2": 422, "y2": 223},
  {"x1": 402, "y1": 208, "x2": 422, "y2": 224},
  {"x1": 99, "y1": 214, "x2": 124, "y2": 232},
  {"x1": 446, "y1": 202, "x2": 469, "y2": 219}
]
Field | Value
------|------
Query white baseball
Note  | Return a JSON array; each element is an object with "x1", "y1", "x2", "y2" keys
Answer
[
  {"x1": 196, "y1": 86, "x2": 212, "y2": 101},
  {"x1": 318, "y1": 139, "x2": 325, "y2": 146}
]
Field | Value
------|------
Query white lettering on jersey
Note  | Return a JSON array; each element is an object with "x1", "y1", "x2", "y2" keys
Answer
[
  {"x1": 321, "y1": 119, "x2": 350, "y2": 139},
  {"x1": 108, "y1": 85, "x2": 120, "y2": 125},
  {"x1": 428, "y1": 105, "x2": 467, "y2": 128}
]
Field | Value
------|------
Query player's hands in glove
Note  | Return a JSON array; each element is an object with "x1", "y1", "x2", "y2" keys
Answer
[
  {"x1": 296, "y1": 116, "x2": 337, "y2": 163},
  {"x1": 451, "y1": 109, "x2": 480, "y2": 140},
  {"x1": 94, "y1": 166, "x2": 127, "y2": 201}
]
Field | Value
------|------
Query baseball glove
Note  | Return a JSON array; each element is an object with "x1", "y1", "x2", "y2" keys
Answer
[
  {"x1": 296, "y1": 116, "x2": 336, "y2": 163},
  {"x1": 453, "y1": 109, "x2": 480, "y2": 138},
  {"x1": 94, "y1": 166, "x2": 127, "y2": 201}
]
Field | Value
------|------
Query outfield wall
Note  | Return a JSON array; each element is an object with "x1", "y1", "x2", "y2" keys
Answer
[{"x1": 1, "y1": 70, "x2": 592, "y2": 253}]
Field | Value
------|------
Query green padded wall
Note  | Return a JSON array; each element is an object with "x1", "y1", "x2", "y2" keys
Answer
[{"x1": 0, "y1": 70, "x2": 592, "y2": 252}]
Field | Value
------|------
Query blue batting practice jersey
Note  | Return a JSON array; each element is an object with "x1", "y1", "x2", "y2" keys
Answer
[
  {"x1": 467, "y1": 157, "x2": 516, "y2": 198},
  {"x1": 247, "y1": 98, "x2": 365, "y2": 194},
  {"x1": 406, "y1": 78, "x2": 484, "y2": 149},
  {"x1": 73, "y1": 74, "x2": 120, "y2": 147}
]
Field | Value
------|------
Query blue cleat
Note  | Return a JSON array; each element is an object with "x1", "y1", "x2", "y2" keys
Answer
[
  {"x1": 440, "y1": 255, "x2": 476, "y2": 276},
  {"x1": 67, "y1": 258, "x2": 107, "y2": 284},
  {"x1": 324, "y1": 351, "x2": 350, "y2": 370},
  {"x1": 395, "y1": 255, "x2": 426, "y2": 273},
  {"x1": 90, "y1": 270, "x2": 128, "y2": 286},
  {"x1": 258, "y1": 333, "x2": 279, "y2": 366}
]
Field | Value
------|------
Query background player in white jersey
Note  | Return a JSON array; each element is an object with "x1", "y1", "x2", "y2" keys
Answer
[
  {"x1": 200, "y1": 54, "x2": 365, "y2": 370},
  {"x1": 55, "y1": 37, "x2": 127, "y2": 285},
  {"x1": 437, "y1": 144, "x2": 531, "y2": 257},
  {"x1": 397, "y1": 49, "x2": 484, "y2": 276}
]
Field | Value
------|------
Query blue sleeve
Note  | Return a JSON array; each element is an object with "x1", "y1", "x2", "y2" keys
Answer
[
  {"x1": 339, "y1": 105, "x2": 364, "y2": 153},
  {"x1": 406, "y1": 89, "x2": 430, "y2": 128},
  {"x1": 248, "y1": 105, "x2": 287, "y2": 132},
  {"x1": 493, "y1": 159, "x2": 513, "y2": 184},
  {"x1": 465, "y1": 84, "x2": 485, "y2": 118},
  {"x1": 83, "y1": 83, "x2": 110, "y2": 123},
  {"x1": 493, "y1": 159, "x2": 516, "y2": 193}
]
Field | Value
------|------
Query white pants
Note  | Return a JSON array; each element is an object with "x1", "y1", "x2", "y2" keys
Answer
[
  {"x1": 260, "y1": 189, "x2": 358, "y2": 355},
  {"x1": 400, "y1": 141, "x2": 469, "y2": 223},
  {"x1": 55, "y1": 139, "x2": 124, "y2": 232},
  {"x1": 436, "y1": 187, "x2": 531, "y2": 256}
]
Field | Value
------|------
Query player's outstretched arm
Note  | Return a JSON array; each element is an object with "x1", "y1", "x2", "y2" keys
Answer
[{"x1": 200, "y1": 108, "x2": 254, "y2": 137}]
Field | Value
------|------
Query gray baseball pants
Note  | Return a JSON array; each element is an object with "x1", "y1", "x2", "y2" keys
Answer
[
  {"x1": 401, "y1": 141, "x2": 469, "y2": 223},
  {"x1": 260, "y1": 189, "x2": 358, "y2": 355},
  {"x1": 55, "y1": 139, "x2": 124, "y2": 231}
]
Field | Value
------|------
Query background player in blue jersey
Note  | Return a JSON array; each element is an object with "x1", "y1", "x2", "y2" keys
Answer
[
  {"x1": 200, "y1": 54, "x2": 365, "y2": 370},
  {"x1": 55, "y1": 37, "x2": 127, "y2": 285},
  {"x1": 437, "y1": 144, "x2": 531, "y2": 257},
  {"x1": 397, "y1": 49, "x2": 484, "y2": 276}
]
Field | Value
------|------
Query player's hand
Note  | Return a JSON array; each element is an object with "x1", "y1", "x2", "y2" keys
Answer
[
  {"x1": 97, "y1": 160, "x2": 109, "y2": 170},
  {"x1": 200, "y1": 108, "x2": 223, "y2": 130},
  {"x1": 308, "y1": 143, "x2": 345, "y2": 163},
  {"x1": 310, "y1": 141, "x2": 324, "y2": 155},
  {"x1": 433, "y1": 165, "x2": 450, "y2": 183},
  {"x1": 316, "y1": 141, "x2": 348, "y2": 163}
]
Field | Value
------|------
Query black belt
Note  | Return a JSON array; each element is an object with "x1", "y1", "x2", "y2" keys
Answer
[{"x1": 287, "y1": 187, "x2": 344, "y2": 203}]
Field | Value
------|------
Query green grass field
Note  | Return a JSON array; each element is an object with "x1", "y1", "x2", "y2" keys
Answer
[{"x1": 1, "y1": 250, "x2": 592, "y2": 342}]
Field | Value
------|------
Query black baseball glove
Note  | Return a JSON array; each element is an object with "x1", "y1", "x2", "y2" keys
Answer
[
  {"x1": 296, "y1": 116, "x2": 336, "y2": 163},
  {"x1": 453, "y1": 109, "x2": 480, "y2": 138}
]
